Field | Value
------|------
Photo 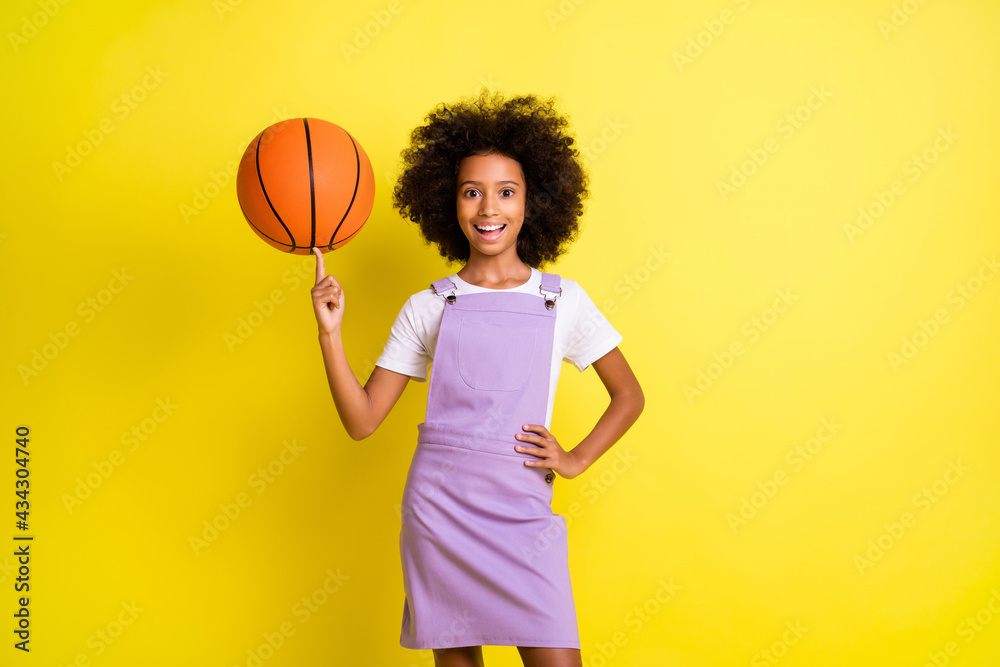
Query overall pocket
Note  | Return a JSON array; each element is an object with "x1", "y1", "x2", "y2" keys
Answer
[{"x1": 457, "y1": 319, "x2": 537, "y2": 391}]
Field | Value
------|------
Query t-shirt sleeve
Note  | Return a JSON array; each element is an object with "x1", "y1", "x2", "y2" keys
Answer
[
  {"x1": 562, "y1": 282, "x2": 623, "y2": 372},
  {"x1": 375, "y1": 295, "x2": 431, "y2": 381}
]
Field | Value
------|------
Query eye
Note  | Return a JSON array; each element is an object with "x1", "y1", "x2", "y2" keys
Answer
[
  {"x1": 500, "y1": 188, "x2": 515, "y2": 197},
  {"x1": 463, "y1": 188, "x2": 481, "y2": 197}
]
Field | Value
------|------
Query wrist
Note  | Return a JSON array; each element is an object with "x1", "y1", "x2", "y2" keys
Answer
[
  {"x1": 567, "y1": 448, "x2": 591, "y2": 477},
  {"x1": 318, "y1": 330, "x2": 342, "y2": 347}
]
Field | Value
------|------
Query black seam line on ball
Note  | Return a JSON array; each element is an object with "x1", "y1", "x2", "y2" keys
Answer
[
  {"x1": 238, "y1": 185, "x2": 288, "y2": 248},
  {"x1": 255, "y1": 132, "x2": 296, "y2": 248},
  {"x1": 327, "y1": 224, "x2": 362, "y2": 250},
  {"x1": 327, "y1": 130, "x2": 362, "y2": 248},
  {"x1": 304, "y1": 118, "x2": 316, "y2": 250}
]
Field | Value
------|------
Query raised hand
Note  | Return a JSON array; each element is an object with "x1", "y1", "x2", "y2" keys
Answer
[{"x1": 310, "y1": 247, "x2": 345, "y2": 335}]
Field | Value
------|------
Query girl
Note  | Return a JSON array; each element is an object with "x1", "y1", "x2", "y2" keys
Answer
[{"x1": 310, "y1": 92, "x2": 643, "y2": 667}]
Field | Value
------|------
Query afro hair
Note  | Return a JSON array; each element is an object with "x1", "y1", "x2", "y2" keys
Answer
[{"x1": 392, "y1": 91, "x2": 589, "y2": 268}]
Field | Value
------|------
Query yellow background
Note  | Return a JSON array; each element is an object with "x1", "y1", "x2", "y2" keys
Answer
[{"x1": 3, "y1": 0, "x2": 999, "y2": 665}]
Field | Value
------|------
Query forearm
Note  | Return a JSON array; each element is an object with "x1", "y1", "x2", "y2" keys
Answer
[
  {"x1": 570, "y1": 385, "x2": 644, "y2": 472},
  {"x1": 318, "y1": 332, "x2": 377, "y2": 440}
]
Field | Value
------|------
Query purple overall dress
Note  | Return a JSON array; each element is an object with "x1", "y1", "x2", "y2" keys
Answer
[{"x1": 399, "y1": 273, "x2": 580, "y2": 650}]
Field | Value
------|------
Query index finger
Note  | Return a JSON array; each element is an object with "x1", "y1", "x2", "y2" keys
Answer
[{"x1": 313, "y1": 247, "x2": 326, "y2": 285}]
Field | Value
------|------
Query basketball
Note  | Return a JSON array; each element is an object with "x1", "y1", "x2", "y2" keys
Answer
[{"x1": 236, "y1": 117, "x2": 376, "y2": 254}]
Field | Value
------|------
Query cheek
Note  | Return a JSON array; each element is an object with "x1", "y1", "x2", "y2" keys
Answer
[{"x1": 456, "y1": 198, "x2": 472, "y2": 218}]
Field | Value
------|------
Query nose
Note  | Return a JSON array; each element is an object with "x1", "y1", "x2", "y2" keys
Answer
[{"x1": 479, "y1": 194, "x2": 499, "y2": 217}]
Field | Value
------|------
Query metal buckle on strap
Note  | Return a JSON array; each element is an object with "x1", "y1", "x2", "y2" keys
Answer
[
  {"x1": 539, "y1": 284, "x2": 562, "y2": 310},
  {"x1": 431, "y1": 280, "x2": 458, "y2": 305},
  {"x1": 438, "y1": 288, "x2": 457, "y2": 305}
]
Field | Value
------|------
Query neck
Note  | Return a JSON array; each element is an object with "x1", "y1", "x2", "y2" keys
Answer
[{"x1": 458, "y1": 252, "x2": 531, "y2": 289}]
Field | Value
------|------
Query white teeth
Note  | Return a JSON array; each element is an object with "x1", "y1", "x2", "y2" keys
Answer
[{"x1": 476, "y1": 224, "x2": 504, "y2": 232}]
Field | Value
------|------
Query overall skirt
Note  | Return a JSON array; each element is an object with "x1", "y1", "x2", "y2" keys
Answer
[{"x1": 398, "y1": 274, "x2": 579, "y2": 650}]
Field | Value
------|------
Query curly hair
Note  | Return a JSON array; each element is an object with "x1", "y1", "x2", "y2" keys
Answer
[{"x1": 392, "y1": 91, "x2": 589, "y2": 268}]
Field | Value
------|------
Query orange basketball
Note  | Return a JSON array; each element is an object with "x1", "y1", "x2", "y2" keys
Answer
[{"x1": 236, "y1": 118, "x2": 375, "y2": 254}]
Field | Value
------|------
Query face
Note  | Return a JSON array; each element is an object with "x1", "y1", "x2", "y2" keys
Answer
[{"x1": 455, "y1": 152, "x2": 526, "y2": 263}]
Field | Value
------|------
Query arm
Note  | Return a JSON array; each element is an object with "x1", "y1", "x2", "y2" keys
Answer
[
  {"x1": 311, "y1": 248, "x2": 410, "y2": 440},
  {"x1": 515, "y1": 346, "x2": 644, "y2": 479}
]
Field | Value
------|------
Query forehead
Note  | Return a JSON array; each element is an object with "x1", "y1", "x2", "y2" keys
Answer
[{"x1": 456, "y1": 153, "x2": 524, "y2": 183}]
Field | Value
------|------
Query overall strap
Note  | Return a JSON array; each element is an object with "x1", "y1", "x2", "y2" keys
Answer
[
  {"x1": 539, "y1": 273, "x2": 562, "y2": 310},
  {"x1": 431, "y1": 277, "x2": 458, "y2": 304}
]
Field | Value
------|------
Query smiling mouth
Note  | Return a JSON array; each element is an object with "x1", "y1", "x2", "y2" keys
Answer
[{"x1": 474, "y1": 223, "x2": 506, "y2": 237}]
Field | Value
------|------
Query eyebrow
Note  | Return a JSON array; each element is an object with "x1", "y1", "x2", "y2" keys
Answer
[{"x1": 458, "y1": 180, "x2": 522, "y2": 187}]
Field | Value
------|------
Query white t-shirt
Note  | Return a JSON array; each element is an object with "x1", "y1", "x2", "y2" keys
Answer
[{"x1": 375, "y1": 267, "x2": 623, "y2": 428}]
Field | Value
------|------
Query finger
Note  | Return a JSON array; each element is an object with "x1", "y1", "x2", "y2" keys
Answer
[
  {"x1": 312, "y1": 287, "x2": 341, "y2": 309},
  {"x1": 313, "y1": 247, "x2": 326, "y2": 285},
  {"x1": 521, "y1": 423, "x2": 550, "y2": 436},
  {"x1": 310, "y1": 282, "x2": 332, "y2": 297},
  {"x1": 515, "y1": 433, "x2": 547, "y2": 445},
  {"x1": 515, "y1": 444, "x2": 548, "y2": 458},
  {"x1": 312, "y1": 275, "x2": 339, "y2": 291}
]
